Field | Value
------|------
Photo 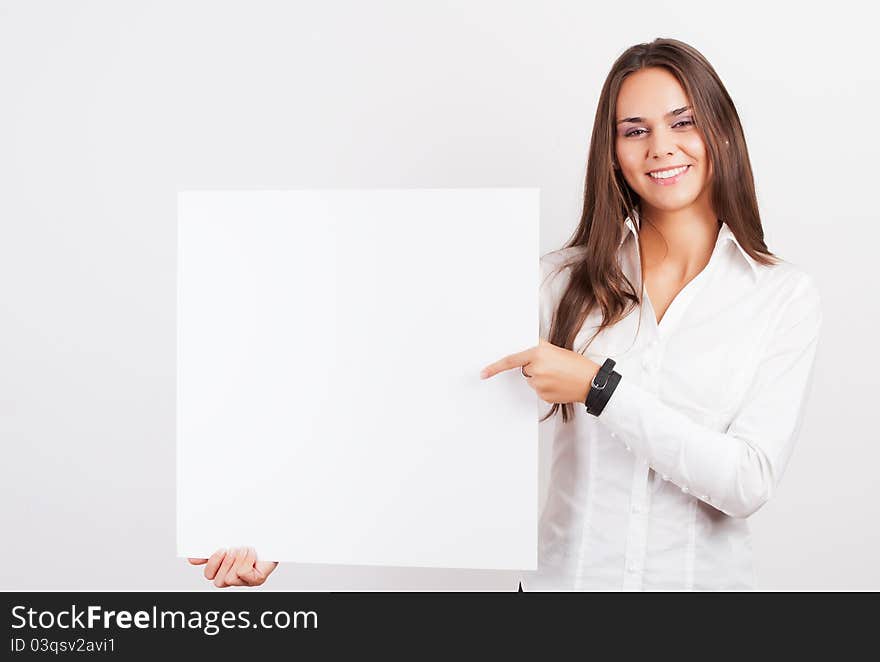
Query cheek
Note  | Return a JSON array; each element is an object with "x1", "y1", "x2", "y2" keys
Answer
[
  {"x1": 679, "y1": 136, "x2": 711, "y2": 187},
  {"x1": 615, "y1": 143, "x2": 644, "y2": 185},
  {"x1": 684, "y1": 135, "x2": 707, "y2": 162},
  {"x1": 685, "y1": 138, "x2": 712, "y2": 183},
  {"x1": 615, "y1": 140, "x2": 637, "y2": 168}
]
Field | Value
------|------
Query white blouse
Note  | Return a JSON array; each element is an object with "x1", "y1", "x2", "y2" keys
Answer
[{"x1": 520, "y1": 212, "x2": 823, "y2": 591}]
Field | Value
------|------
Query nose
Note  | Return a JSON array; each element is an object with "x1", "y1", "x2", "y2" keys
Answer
[{"x1": 648, "y1": 126, "x2": 677, "y2": 160}]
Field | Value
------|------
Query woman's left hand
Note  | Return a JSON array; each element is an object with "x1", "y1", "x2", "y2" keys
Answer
[{"x1": 479, "y1": 339, "x2": 601, "y2": 404}]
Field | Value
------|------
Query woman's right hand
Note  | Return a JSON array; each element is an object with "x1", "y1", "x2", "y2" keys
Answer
[{"x1": 188, "y1": 547, "x2": 279, "y2": 588}]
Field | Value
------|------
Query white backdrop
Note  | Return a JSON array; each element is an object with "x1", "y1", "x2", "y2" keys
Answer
[{"x1": 1, "y1": 0, "x2": 877, "y2": 590}]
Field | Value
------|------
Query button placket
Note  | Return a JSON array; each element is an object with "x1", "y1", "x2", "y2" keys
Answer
[
  {"x1": 640, "y1": 338, "x2": 664, "y2": 393},
  {"x1": 622, "y1": 459, "x2": 651, "y2": 590}
]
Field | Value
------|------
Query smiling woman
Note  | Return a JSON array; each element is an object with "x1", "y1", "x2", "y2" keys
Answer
[
  {"x1": 480, "y1": 38, "x2": 823, "y2": 591},
  {"x1": 614, "y1": 68, "x2": 715, "y2": 218}
]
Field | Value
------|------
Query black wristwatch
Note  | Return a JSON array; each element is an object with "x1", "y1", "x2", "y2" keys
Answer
[{"x1": 584, "y1": 358, "x2": 621, "y2": 416}]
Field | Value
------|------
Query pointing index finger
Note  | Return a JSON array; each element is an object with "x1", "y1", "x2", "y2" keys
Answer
[{"x1": 479, "y1": 346, "x2": 534, "y2": 379}]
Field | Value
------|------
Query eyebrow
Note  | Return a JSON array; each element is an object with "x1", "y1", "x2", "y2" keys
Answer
[{"x1": 616, "y1": 105, "x2": 692, "y2": 125}]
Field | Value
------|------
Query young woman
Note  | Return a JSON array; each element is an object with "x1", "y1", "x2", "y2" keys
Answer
[
  {"x1": 480, "y1": 38, "x2": 823, "y2": 590},
  {"x1": 188, "y1": 37, "x2": 822, "y2": 591}
]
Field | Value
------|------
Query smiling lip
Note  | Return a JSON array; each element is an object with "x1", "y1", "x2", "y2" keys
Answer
[
  {"x1": 647, "y1": 164, "x2": 690, "y2": 174},
  {"x1": 646, "y1": 164, "x2": 691, "y2": 186}
]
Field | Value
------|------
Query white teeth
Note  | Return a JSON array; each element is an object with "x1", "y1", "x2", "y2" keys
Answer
[{"x1": 649, "y1": 165, "x2": 688, "y2": 179}]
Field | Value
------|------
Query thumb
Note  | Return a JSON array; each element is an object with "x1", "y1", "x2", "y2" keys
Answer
[{"x1": 241, "y1": 560, "x2": 278, "y2": 585}]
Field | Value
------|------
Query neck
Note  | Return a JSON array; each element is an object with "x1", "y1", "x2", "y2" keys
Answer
[{"x1": 637, "y1": 198, "x2": 721, "y2": 277}]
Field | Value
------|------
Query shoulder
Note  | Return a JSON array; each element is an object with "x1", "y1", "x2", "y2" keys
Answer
[
  {"x1": 540, "y1": 245, "x2": 587, "y2": 283},
  {"x1": 757, "y1": 257, "x2": 821, "y2": 301},
  {"x1": 757, "y1": 258, "x2": 823, "y2": 334},
  {"x1": 538, "y1": 246, "x2": 587, "y2": 337}
]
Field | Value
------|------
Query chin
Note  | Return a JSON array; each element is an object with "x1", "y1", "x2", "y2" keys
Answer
[{"x1": 638, "y1": 193, "x2": 701, "y2": 212}]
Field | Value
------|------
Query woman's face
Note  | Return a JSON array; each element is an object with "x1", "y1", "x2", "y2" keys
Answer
[{"x1": 614, "y1": 67, "x2": 712, "y2": 216}]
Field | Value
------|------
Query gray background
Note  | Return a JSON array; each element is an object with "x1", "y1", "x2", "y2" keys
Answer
[{"x1": 1, "y1": 0, "x2": 877, "y2": 590}]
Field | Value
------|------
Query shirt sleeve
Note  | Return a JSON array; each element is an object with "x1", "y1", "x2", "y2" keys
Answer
[{"x1": 595, "y1": 272, "x2": 823, "y2": 519}]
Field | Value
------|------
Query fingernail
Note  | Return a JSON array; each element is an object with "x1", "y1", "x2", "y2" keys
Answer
[{"x1": 479, "y1": 369, "x2": 488, "y2": 379}]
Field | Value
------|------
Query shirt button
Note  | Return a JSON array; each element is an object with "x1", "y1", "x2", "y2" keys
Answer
[
  {"x1": 631, "y1": 504, "x2": 642, "y2": 514},
  {"x1": 681, "y1": 485, "x2": 690, "y2": 494},
  {"x1": 610, "y1": 431, "x2": 617, "y2": 438},
  {"x1": 624, "y1": 444, "x2": 631, "y2": 452},
  {"x1": 661, "y1": 474, "x2": 669, "y2": 481},
  {"x1": 703, "y1": 495, "x2": 711, "y2": 502},
  {"x1": 627, "y1": 561, "x2": 638, "y2": 573}
]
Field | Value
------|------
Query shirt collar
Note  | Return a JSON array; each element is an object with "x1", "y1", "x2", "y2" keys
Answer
[{"x1": 619, "y1": 210, "x2": 760, "y2": 282}]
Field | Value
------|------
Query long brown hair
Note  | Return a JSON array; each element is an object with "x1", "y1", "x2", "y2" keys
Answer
[{"x1": 542, "y1": 37, "x2": 781, "y2": 425}]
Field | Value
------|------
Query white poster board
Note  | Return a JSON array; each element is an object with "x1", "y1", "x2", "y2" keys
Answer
[{"x1": 176, "y1": 188, "x2": 540, "y2": 570}]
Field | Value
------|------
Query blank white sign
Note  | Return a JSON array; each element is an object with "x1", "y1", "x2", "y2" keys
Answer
[{"x1": 176, "y1": 188, "x2": 540, "y2": 570}]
